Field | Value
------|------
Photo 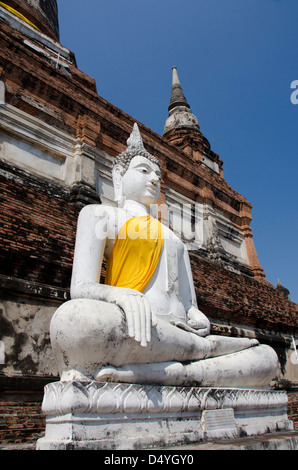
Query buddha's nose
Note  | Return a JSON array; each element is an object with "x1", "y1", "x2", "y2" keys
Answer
[{"x1": 151, "y1": 173, "x2": 160, "y2": 185}]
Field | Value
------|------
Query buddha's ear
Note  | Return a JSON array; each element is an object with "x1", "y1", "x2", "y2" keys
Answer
[{"x1": 112, "y1": 164, "x2": 124, "y2": 204}]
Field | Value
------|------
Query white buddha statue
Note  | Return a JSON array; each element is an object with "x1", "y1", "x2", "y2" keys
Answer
[{"x1": 50, "y1": 123, "x2": 278, "y2": 388}]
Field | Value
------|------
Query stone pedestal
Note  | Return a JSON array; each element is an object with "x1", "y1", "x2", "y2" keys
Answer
[{"x1": 37, "y1": 381, "x2": 293, "y2": 450}]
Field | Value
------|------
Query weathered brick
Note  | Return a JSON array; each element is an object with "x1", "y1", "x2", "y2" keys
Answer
[
  {"x1": 0, "y1": 162, "x2": 79, "y2": 289},
  {"x1": 0, "y1": 402, "x2": 45, "y2": 443}
]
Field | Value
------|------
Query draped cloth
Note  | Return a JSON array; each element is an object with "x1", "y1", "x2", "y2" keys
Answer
[
  {"x1": 0, "y1": 2, "x2": 40, "y2": 30},
  {"x1": 105, "y1": 215, "x2": 164, "y2": 293}
]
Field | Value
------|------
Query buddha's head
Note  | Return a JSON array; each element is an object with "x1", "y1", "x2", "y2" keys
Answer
[{"x1": 112, "y1": 124, "x2": 161, "y2": 207}]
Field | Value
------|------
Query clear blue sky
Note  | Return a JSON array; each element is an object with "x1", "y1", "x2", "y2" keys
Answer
[{"x1": 57, "y1": 0, "x2": 298, "y2": 304}]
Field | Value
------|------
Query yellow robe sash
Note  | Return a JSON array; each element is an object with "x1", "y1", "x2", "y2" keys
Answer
[
  {"x1": 105, "y1": 215, "x2": 164, "y2": 293},
  {"x1": 0, "y1": 2, "x2": 40, "y2": 30}
]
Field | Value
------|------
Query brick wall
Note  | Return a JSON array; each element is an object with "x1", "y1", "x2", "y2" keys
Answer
[
  {"x1": 0, "y1": 161, "x2": 79, "y2": 290},
  {"x1": 190, "y1": 252, "x2": 297, "y2": 334},
  {"x1": 0, "y1": 401, "x2": 45, "y2": 445}
]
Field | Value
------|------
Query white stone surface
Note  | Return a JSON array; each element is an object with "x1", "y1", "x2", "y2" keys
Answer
[
  {"x1": 51, "y1": 298, "x2": 278, "y2": 387},
  {"x1": 37, "y1": 381, "x2": 293, "y2": 450},
  {"x1": 0, "y1": 103, "x2": 75, "y2": 183},
  {"x1": 40, "y1": 124, "x2": 282, "y2": 450}
]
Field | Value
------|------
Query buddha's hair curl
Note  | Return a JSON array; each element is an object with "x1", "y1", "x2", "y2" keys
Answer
[{"x1": 113, "y1": 147, "x2": 161, "y2": 175}]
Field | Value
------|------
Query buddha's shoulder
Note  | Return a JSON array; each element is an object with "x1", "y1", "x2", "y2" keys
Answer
[{"x1": 79, "y1": 203, "x2": 119, "y2": 219}]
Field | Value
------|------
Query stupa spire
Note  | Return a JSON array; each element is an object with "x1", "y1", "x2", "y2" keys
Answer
[
  {"x1": 168, "y1": 67, "x2": 190, "y2": 111},
  {"x1": 164, "y1": 66, "x2": 200, "y2": 135}
]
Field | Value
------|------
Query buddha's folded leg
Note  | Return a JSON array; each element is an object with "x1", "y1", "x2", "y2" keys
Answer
[
  {"x1": 50, "y1": 298, "x2": 212, "y2": 380},
  {"x1": 96, "y1": 344, "x2": 278, "y2": 388},
  {"x1": 50, "y1": 299, "x2": 276, "y2": 386}
]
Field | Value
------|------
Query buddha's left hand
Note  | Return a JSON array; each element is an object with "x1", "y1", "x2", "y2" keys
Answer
[{"x1": 186, "y1": 306, "x2": 210, "y2": 337}]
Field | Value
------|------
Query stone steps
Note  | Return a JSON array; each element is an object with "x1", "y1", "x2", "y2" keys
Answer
[
  {"x1": 162, "y1": 431, "x2": 298, "y2": 451},
  {"x1": 1, "y1": 431, "x2": 298, "y2": 451}
]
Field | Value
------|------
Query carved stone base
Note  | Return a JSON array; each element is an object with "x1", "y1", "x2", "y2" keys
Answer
[{"x1": 36, "y1": 381, "x2": 293, "y2": 450}]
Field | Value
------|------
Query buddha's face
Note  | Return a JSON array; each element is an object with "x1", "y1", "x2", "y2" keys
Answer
[{"x1": 121, "y1": 155, "x2": 161, "y2": 207}]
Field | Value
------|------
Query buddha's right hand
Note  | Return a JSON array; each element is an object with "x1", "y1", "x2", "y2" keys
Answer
[{"x1": 107, "y1": 288, "x2": 156, "y2": 347}]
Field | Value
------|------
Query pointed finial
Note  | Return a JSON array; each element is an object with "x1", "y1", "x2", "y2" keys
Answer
[
  {"x1": 127, "y1": 123, "x2": 145, "y2": 150},
  {"x1": 172, "y1": 66, "x2": 180, "y2": 86},
  {"x1": 113, "y1": 123, "x2": 160, "y2": 173},
  {"x1": 168, "y1": 66, "x2": 190, "y2": 111},
  {"x1": 276, "y1": 278, "x2": 290, "y2": 300}
]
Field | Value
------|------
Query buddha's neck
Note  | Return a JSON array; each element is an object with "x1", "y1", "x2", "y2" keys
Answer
[{"x1": 123, "y1": 199, "x2": 149, "y2": 217}]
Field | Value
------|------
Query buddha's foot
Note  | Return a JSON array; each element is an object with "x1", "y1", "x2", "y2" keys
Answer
[
  {"x1": 95, "y1": 366, "x2": 121, "y2": 382},
  {"x1": 61, "y1": 368, "x2": 92, "y2": 382},
  {"x1": 185, "y1": 344, "x2": 278, "y2": 388}
]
